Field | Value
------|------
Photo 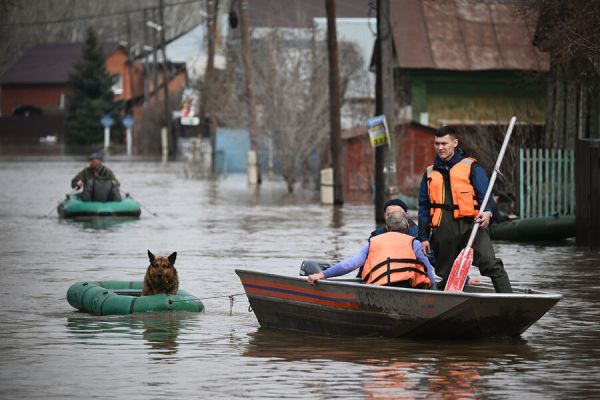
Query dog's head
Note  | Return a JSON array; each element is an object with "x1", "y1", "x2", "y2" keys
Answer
[{"x1": 147, "y1": 250, "x2": 177, "y2": 281}]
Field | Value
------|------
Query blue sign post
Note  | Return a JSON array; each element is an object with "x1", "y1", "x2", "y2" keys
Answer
[
  {"x1": 101, "y1": 114, "x2": 114, "y2": 152},
  {"x1": 122, "y1": 114, "x2": 134, "y2": 156}
]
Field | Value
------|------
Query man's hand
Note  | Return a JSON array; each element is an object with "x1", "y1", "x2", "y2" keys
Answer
[
  {"x1": 75, "y1": 180, "x2": 84, "y2": 190},
  {"x1": 307, "y1": 272, "x2": 324, "y2": 286},
  {"x1": 421, "y1": 240, "x2": 432, "y2": 257},
  {"x1": 475, "y1": 211, "x2": 492, "y2": 229}
]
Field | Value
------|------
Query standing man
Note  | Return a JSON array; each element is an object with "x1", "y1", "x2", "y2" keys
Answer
[{"x1": 417, "y1": 126, "x2": 512, "y2": 293}]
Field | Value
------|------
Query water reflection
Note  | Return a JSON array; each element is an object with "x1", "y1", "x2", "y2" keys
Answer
[
  {"x1": 58, "y1": 217, "x2": 139, "y2": 231},
  {"x1": 66, "y1": 313, "x2": 196, "y2": 361},
  {"x1": 244, "y1": 329, "x2": 539, "y2": 398}
]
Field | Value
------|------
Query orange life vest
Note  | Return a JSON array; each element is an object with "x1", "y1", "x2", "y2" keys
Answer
[
  {"x1": 426, "y1": 157, "x2": 479, "y2": 227},
  {"x1": 361, "y1": 232, "x2": 431, "y2": 288}
]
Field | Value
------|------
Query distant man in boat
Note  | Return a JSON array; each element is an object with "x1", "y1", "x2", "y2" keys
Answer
[
  {"x1": 71, "y1": 152, "x2": 121, "y2": 202},
  {"x1": 307, "y1": 212, "x2": 436, "y2": 289},
  {"x1": 417, "y1": 126, "x2": 512, "y2": 293}
]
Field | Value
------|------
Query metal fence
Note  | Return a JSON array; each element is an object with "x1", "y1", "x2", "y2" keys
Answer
[{"x1": 519, "y1": 148, "x2": 575, "y2": 218}]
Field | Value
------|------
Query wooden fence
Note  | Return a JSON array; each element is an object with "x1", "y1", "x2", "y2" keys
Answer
[{"x1": 519, "y1": 148, "x2": 575, "y2": 218}]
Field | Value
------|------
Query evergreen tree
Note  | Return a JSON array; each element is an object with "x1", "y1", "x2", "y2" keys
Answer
[{"x1": 65, "y1": 27, "x2": 117, "y2": 149}]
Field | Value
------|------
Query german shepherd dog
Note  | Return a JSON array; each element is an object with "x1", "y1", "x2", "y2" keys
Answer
[{"x1": 142, "y1": 250, "x2": 179, "y2": 296}]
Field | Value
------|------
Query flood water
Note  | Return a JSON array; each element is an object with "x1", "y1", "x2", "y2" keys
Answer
[{"x1": 0, "y1": 160, "x2": 599, "y2": 399}]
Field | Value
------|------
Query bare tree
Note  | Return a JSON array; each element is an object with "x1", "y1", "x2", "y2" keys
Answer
[
  {"x1": 210, "y1": 27, "x2": 364, "y2": 193},
  {"x1": 0, "y1": 0, "x2": 207, "y2": 76}
]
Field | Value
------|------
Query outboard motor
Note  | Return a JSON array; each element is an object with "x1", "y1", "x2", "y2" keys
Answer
[{"x1": 299, "y1": 259, "x2": 332, "y2": 276}]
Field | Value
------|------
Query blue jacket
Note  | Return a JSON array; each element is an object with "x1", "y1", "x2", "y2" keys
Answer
[{"x1": 417, "y1": 149, "x2": 494, "y2": 242}]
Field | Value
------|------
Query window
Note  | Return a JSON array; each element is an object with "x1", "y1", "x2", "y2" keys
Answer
[{"x1": 112, "y1": 74, "x2": 123, "y2": 95}]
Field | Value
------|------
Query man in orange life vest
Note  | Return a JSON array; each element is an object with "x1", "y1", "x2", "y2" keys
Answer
[
  {"x1": 417, "y1": 126, "x2": 512, "y2": 293},
  {"x1": 307, "y1": 212, "x2": 436, "y2": 289}
]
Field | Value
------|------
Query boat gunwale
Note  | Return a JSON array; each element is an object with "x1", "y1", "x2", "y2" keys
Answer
[{"x1": 235, "y1": 269, "x2": 563, "y2": 301}]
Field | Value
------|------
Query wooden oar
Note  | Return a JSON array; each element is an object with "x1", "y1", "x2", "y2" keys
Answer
[{"x1": 445, "y1": 116, "x2": 517, "y2": 292}]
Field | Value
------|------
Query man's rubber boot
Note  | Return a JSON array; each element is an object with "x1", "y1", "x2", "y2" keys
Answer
[{"x1": 492, "y1": 275, "x2": 513, "y2": 293}]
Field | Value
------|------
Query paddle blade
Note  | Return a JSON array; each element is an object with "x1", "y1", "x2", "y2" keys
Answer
[{"x1": 445, "y1": 247, "x2": 474, "y2": 292}]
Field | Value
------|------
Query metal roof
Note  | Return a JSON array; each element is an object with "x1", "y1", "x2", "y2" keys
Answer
[{"x1": 390, "y1": 0, "x2": 549, "y2": 71}]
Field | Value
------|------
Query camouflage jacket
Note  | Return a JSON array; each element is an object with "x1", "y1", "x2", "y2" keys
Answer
[{"x1": 71, "y1": 165, "x2": 119, "y2": 188}]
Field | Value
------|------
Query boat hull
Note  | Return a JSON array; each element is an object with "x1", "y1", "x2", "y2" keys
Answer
[
  {"x1": 490, "y1": 215, "x2": 575, "y2": 241},
  {"x1": 236, "y1": 269, "x2": 561, "y2": 339},
  {"x1": 57, "y1": 195, "x2": 141, "y2": 218}
]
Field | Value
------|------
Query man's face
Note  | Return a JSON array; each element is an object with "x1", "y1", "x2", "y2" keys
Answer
[
  {"x1": 434, "y1": 134, "x2": 458, "y2": 161},
  {"x1": 89, "y1": 158, "x2": 102, "y2": 169},
  {"x1": 385, "y1": 205, "x2": 406, "y2": 219}
]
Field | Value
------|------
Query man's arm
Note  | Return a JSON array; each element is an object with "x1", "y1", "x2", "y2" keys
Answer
[
  {"x1": 307, "y1": 244, "x2": 369, "y2": 285},
  {"x1": 106, "y1": 168, "x2": 120, "y2": 186},
  {"x1": 71, "y1": 169, "x2": 86, "y2": 188},
  {"x1": 470, "y1": 164, "x2": 494, "y2": 213},
  {"x1": 413, "y1": 240, "x2": 437, "y2": 289},
  {"x1": 470, "y1": 164, "x2": 494, "y2": 228},
  {"x1": 417, "y1": 172, "x2": 431, "y2": 241}
]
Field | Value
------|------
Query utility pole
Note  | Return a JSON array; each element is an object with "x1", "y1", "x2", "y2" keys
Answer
[
  {"x1": 239, "y1": 0, "x2": 261, "y2": 184},
  {"x1": 142, "y1": 8, "x2": 149, "y2": 104},
  {"x1": 201, "y1": 0, "x2": 217, "y2": 176},
  {"x1": 374, "y1": 0, "x2": 396, "y2": 225},
  {"x1": 325, "y1": 0, "x2": 343, "y2": 204},
  {"x1": 158, "y1": 0, "x2": 172, "y2": 159},
  {"x1": 151, "y1": 8, "x2": 159, "y2": 97}
]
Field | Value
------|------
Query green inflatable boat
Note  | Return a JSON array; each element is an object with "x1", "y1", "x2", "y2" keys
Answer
[
  {"x1": 67, "y1": 281, "x2": 205, "y2": 315},
  {"x1": 57, "y1": 194, "x2": 141, "y2": 218},
  {"x1": 490, "y1": 215, "x2": 575, "y2": 242}
]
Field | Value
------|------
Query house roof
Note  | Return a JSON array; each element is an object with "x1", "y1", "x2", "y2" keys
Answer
[
  {"x1": 390, "y1": 0, "x2": 549, "y2": 71},
  {"x1": 0, "y1": 42, "x2": 121, "y2": 85},
  {"x1": 246, "y1": 0, "x2": 367, "y2": 27}
]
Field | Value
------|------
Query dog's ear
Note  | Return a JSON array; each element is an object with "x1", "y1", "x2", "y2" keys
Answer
[
  {"x1": 148, "y1": 250, "x2": 155, "y2": 263},
  {"x1": 168, "y1": 252, "x2": 177, "y2": 265}
]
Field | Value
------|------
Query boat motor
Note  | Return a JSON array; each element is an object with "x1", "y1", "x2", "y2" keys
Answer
[{"x1": 299, "y1": 259, "x2": 332, "y2": 276}]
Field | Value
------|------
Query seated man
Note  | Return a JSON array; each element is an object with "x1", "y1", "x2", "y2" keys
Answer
[
  {"x1": 71, "y1": 152, "x2": 121, "y2": 202},
  {"x1": 308, "y1": 212, "x2": 436, "y2": 289},
  {"x1": 369, "y1": 198, "x2": 418, "y2": 238}
]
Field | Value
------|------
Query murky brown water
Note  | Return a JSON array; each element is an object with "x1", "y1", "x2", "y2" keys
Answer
[{"x1": 1, "y1": 160, "x2": 599, "y2": 399}]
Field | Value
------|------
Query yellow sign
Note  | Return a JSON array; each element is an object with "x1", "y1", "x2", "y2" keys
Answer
[{"x1": 367, "y1": 115, "x2": 391, "y2": 148}]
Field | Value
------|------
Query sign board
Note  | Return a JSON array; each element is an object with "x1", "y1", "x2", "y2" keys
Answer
[
  {"x1": 180, "y1": 87, "x2": 200, "y2": 126},
  {"x1": 101, "y1": 115, "x2": 114, "y2": 128},
  {"x1": 367, "y1": 115, "x2": 391, "y2": 148},
  {"x1": 122, "y1": 114, "x2": 134, "y2": 129}
]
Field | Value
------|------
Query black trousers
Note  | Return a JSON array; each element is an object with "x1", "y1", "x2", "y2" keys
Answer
[{"x1": 431, "y1": 218, "x2": 512, "y2": 292}]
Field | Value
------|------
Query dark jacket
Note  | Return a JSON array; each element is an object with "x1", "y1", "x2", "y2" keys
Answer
[{"x1": 417, "y1": 149, "x2": 494, "y2": 242}]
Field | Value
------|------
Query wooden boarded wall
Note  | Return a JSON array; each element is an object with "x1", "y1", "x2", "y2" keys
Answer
[{"x1": 575, "y1": 139, "x2": 600, "y2": 248}]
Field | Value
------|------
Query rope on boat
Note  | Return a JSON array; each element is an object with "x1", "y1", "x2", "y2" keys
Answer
[{"x1": 199, "y1": 293, "x2": 247, "y2": 316}]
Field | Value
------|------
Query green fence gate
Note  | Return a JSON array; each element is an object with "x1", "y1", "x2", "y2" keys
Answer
[{"x1": 519, "y1": 148, "x2": 575, "y2": 218}]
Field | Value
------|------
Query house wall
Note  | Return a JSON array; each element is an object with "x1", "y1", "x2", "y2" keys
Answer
[
  {"x1": 1, "y1": 84, "x2": 68, "y2": 116},
  {"x1": 105, "y1": 49, "x2": 131, "y2": 101},
  {"x1": 343, "y1": 123, "x2": 436, "y2": 203},
  {"x1": 407, "y1": 70, "x2": 547, "y2": 127}
]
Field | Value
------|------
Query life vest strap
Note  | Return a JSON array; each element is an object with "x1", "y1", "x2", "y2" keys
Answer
[
  {"x1": 370, "y1": 267, "x2": 430, "y2": 286},
  {"x1": 431, "y1": 202, "x2": 480, "y2": 212},
  {"x1": 363, "y1": 258, "x2": 426, "y2": 283}
]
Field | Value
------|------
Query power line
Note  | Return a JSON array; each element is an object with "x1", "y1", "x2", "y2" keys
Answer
[{"x1": 0, "y1": 0, "x2": 203, "y2": 27}]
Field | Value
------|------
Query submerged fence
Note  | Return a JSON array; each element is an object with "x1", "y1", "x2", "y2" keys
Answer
[{"x1": 519, "y1": 148, "x2": 575, "y2": 218}]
